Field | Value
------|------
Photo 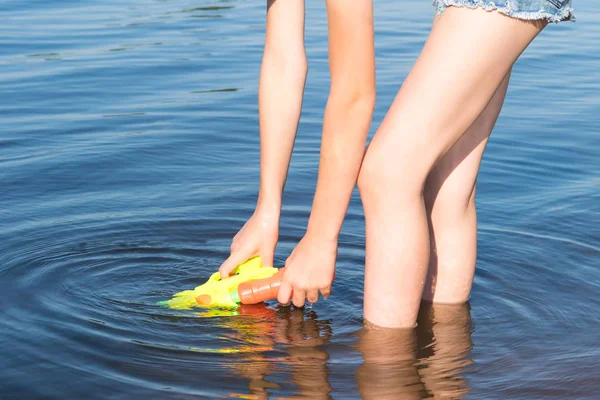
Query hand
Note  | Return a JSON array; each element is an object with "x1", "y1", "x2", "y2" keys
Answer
[
  {"x1": 219, "y1": 208, "x2": 279, "y2": 279},
  {"x1": 277, "y1": 234, "x2": 337, "y2": 308}
]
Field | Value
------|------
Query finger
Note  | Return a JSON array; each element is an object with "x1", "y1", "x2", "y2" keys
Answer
[
  {"x1": 277, "y1": 280, "x2": 292, "y2": 306},
  {"x1": 319, "y1": 286, "x2": 331, "y2": 300},
  {"x1": 219, "y1": 250, "x2": 250, "y2": 279},
  {"x1": 292, "y1": 288, "x2": 306, "y2": 308},
  {"x1": 307, "y1": 289, "x2": 319, "y2": 304}
]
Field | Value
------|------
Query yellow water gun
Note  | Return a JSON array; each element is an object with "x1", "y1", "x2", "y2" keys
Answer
[{"x1": 157, "y1": 256, "x2": 284, "y2": 310}]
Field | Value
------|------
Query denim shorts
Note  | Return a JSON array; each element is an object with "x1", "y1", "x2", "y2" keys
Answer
[{"x1": 433, "y1": 0, "x2": 575, "y2": 23}]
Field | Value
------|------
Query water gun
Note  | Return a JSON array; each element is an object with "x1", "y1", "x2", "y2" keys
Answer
[{"x1": 157, "y1": 256, "x2": 284, "y2": 310}]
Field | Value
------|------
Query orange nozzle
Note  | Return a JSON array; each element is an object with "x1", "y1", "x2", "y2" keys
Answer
[{"x1": 236, "y1": 268, "x2": 285, "y2": 305}]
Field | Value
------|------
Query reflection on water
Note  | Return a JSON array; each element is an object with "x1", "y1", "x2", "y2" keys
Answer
[
  {"x1": 357, "y1": 303, "x2": 473, "y2": 400},
  {"x1": 416, "y1": 303, "x2": 474, "y2": 399},
  {"x1": 216, "y1": 306, "x2": 333, "y2": 399},
  {"x1": 219, "y1": 303, "x2": 473, "y2": 399},
  {"x1": 356, "y1": 321, "x2": 424, "y2": 399},
  {"x1": 275, "y1": 309, "x2": 333, "y2": 399}
]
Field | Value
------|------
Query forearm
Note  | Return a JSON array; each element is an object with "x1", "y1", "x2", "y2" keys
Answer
[
  {"x1": 257, "y1": 0, "x2": 307, "y2": 214},
  {"x1": 306, "y1": 95, "x2": 375, "y2": 240},
  {"x1": 306, "y1": 0, "x2": 375, "y2": 240}
]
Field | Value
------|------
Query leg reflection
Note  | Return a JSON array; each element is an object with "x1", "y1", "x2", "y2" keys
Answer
[
  {"x1": 416, "y1": 302, "x2": 474, "y2": 399},
  {"x1": 355, "y1": 302, "x2": 474, "y2": 399},
  {"x1": 355, "y1": 322, "x2": 426, "y2": 399}
]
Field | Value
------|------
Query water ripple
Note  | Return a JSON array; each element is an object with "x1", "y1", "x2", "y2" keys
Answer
[{"x1": 1, "y1": 0, "x2": 598, "y2": 398}]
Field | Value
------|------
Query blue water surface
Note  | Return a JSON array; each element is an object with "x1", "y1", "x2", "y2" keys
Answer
[{"x1": 1, "y1": 0, "x2": 598, "y2": 398}]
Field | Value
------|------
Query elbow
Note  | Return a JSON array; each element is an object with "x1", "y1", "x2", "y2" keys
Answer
[
  {"x1": 329, "y1": 85, "x2": 376, "y2": 116},
  {"x1": 277, "y1": 54, "x2": 308, "y2": 84},
  {"x1": 359, "y1": 89, "x2": 376, "y2": 113},
  {"x1": 263, "y1": 48, "x2": 308, "y2": 86}
]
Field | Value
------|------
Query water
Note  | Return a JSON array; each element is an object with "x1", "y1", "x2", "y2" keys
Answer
[{"x1": 1, "y1": 0, "x2": 598, "y2": 398}]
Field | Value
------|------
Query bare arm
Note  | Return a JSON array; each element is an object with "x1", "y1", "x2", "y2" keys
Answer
[
  {"x1": 306, "y1": 0, "x2": 376, "y2": 241},
  {"x1": 219, "y1": 0, "x2": 307, "y2": 276},
  {"x1": 278, "y1": 0, "x2": 376, "y2": 307},
  {"x1": 258, "y1": 0, "x2": 307, "y2": 212}
]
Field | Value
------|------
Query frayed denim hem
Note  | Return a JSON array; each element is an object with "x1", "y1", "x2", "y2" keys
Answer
[{"x1": 433, "y1": 0, "x2": 575, "y2": 23}]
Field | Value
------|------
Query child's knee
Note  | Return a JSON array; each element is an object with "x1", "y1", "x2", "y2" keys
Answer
[{"x1": 358, "y1": 142, "x2": 431, "y2": 204}]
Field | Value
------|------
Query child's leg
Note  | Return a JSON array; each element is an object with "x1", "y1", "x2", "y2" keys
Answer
[
  {"x1": 358, "y1": 6, "x2": 546, "y2": 328},
  {"x1": 422, "y1": 72, "x2": 511, "y2": 303}
]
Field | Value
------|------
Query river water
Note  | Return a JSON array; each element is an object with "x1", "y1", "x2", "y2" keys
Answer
[{"x1": 1, "y1": 0, "x2": 599, "y2": 398}]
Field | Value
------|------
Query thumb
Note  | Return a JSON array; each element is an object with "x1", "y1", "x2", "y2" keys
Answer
[{"x1": 219, "y1": 250, "x2": 252, "y2": 279}]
